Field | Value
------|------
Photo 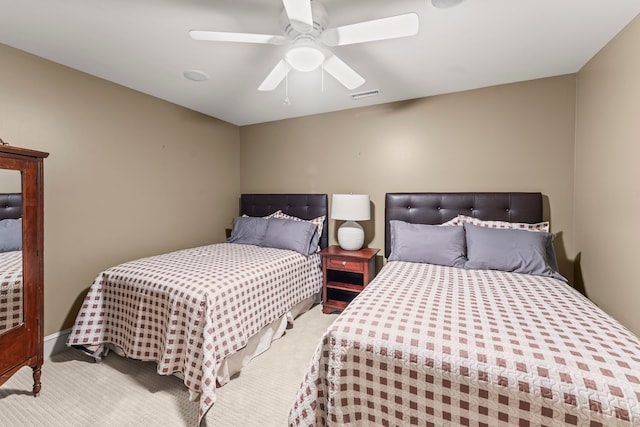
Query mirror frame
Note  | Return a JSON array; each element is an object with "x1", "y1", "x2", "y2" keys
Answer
[{"x1": 0, "y1": 145, "x2": 48, "y2": 395}]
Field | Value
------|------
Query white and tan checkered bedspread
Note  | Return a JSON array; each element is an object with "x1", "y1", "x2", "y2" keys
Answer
[
  {"x1": 67, "y1": 243, "x2": 322, "y2": 423},
  {"x1": 0, "y1": 250, "x2": 22, "y2": 333},
  {"x1": 289, "y1": 261, "x2": 640, "y2": 426}
]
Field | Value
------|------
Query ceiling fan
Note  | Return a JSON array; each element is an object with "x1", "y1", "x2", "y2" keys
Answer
[{"x1": 189, "y1": 0, "x2": 419, "y2": 91}]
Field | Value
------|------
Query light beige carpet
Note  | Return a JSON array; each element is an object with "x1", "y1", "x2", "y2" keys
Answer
[{"x1": 0, "y1": 304, "x2": 338, "y2": 426}]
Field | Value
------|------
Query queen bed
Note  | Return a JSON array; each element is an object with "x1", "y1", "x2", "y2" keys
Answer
[
  {"x1": 66, "y1": 193, "x2": 328, "y2": 423},
  {"x1": 289, "y1": 192, "x2": 640, "y2": 426},
  {"x1": 0, "y1": 193, "x2": 23, "y2": 334}
]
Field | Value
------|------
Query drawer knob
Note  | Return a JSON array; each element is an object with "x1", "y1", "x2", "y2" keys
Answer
[{"x1": 342, "y1": 261, "x2": 346, "y2": 266}]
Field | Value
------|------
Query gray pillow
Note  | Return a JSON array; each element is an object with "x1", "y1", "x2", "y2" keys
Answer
[
  {"x1": 0, "y1": 218, "x2": 22, "y2": 252},
  {"x1": 226, "y1": 216, "x2": 269, "y2": 246},
  {"x1": 464, "y1": 223, "x2": 566, "y2": 281},
  {"x1": 388, "y1": 220, "x2": 466, "y2": 268},
  {"x1": 261, "y1": 217, "x2": 319, "y2": 256}
]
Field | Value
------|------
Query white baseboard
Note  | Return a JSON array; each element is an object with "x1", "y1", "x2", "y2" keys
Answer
[{"x1": 44, "y1": 328, "x2": 71, "y2": 359}]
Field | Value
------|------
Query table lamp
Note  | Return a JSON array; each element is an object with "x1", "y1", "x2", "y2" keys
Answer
[{"x1": 331, "y1": 194, "x2": 370, "y2": 250}]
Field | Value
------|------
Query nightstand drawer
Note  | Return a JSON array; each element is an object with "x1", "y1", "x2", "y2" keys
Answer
[{"x1": 326, "y1": 257, "x2": 364, "y2": 272}]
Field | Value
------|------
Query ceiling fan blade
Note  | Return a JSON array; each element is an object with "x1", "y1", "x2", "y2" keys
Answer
[
  {"x1": 258, "y1": 59, "x2": 291, "y2": 91},
  {"x1": 321, "y1": 13, "x2": 419, "y2": 47},
  {"x1": 189, "y1": 30, "x2": 286, "y2": 45},
  {"x1": 283, "y1": 0, "x2": 314, "y2": 33},
  {"x1": 322, "y1": 55, "x2": 365, "y2": 90}
]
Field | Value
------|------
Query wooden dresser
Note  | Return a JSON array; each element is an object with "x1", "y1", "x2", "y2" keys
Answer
[{"x1": 0, "y1": 144, "x2": 48, "y2": 395}]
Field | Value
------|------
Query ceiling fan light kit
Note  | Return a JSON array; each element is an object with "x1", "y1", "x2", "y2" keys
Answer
[
  {"x1": 189, "y1": 0, "x2": 420, "y2": 92},
  {"x1": 285, "y1": 39, "x2": 325, "y2": 72}
]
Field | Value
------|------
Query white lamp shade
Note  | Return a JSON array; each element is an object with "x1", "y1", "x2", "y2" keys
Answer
[{"x1": 331, "y1": 194, "x2": 370, "y2": 221}]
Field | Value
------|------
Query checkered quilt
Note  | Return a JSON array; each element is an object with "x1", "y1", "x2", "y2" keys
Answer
[
  {"x1": 67, "y1": 243, "x2": 322, "y2": 423},
  {"x1": 289, "y1": 261, "x2": 640, "y2": 426},
  {"x1": 0, "y1": 250, "x2": 22, "y2": 333}
]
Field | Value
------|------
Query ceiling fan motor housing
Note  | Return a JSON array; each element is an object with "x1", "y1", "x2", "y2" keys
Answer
[
  {"x1": 279, "y1": 1, "x2": 330, "y2": 72},
  {"x1": 280, "y1": 1, "x2": 328, "y2": 41}
]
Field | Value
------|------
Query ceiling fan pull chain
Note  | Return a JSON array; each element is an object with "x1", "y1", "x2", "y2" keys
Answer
[{"x1": 284, "y1": 73, "x2": 290, "y2": 105}]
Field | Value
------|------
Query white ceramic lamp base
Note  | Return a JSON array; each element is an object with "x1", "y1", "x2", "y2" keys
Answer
[{"x1": 337, "y1": 220, "x2": 365, "y2": 251}]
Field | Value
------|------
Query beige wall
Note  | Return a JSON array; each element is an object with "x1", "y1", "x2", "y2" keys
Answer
[
  {"x1": 240, "y1": 75, "x2": 577, "y2": 280},
  {"x1": 0, "y1": 44, "x2": 241, "y2": 334},
  {"x1": 5, "y1": 14, "x2": 638, "y2": 339},
  {"x1": 575, "y1": 16, "x2": 640, "y2": 335}
]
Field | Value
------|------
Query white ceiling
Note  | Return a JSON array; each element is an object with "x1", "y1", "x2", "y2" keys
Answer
[{"x1": 1, "y1": 0, "x2": 639, "y2": 126}]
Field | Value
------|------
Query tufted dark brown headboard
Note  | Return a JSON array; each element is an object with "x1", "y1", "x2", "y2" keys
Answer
[
  {"x1": 240, "y1": 193, "x2": 329, "y2": 249},
  {"x1": 385, "y1": 192, "x2": 543, "y2": 258},
  {"x1": 0, "y1": 193, "x2": 21, "y2": 221}
]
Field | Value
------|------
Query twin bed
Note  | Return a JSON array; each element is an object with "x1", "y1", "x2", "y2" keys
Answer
[
  {"x1": 65, "y1": 191, "x2": 640, "y2": 426},
  {"x1": 0, "y1": 193, "x2": 23, "y2": 334},
  {"x1": 289, "y1": 192, "x2": 640, "y2": 426}
]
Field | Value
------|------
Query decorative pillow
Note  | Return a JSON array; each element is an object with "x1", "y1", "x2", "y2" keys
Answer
[
  {"x1": 242, "y1": 210, "x2": 282, "y2": 219},
  {"x1": 463, "y1": 223, "x2": 566, "y2": 281},
  {"x1": 441, "y1": 217, "x2": 461, "y2": 226},
  {"x1": 261, "y1": 217, "x2": 319, "y2": 256},
  {"x1": 453, "y1": 214, "x2": 561, "y2": 272},
  {"x1": 0, "y1": 218, "x2": 22, "y2": 252},
  {"x1": 388, "y1": 220, "x2": 466, "y2": 268},
  {"x1": 272, "y1": 211, "x2": 325, "y2": 252},
  {"x1": 454, "y1": 214, "x2": 550, "y2": 232},
  {"x1": 226, "y1": 216, "x2": 269, "y2": 246}
]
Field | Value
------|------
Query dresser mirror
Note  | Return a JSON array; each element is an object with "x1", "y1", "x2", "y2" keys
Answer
[{"x1": 0, "y1": 169, "x2": 23, "y2": 334}]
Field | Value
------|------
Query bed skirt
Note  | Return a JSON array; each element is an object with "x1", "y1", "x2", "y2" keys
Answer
[{"x1": 214, "y1": 293, "x2": 318, "y2": 388}]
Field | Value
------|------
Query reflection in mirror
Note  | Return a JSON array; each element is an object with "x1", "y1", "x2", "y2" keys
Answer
[{"x1": 0, "y1": 169, "x2": 23, "y2": 334}]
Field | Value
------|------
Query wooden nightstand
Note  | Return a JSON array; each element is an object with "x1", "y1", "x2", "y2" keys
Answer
[{"x1": 320, "y1": 246, "x2": 380, "y2": 314}]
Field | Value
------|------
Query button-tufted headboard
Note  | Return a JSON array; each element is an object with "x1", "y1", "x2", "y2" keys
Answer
[
  {"x1": 240, "y1": 193, "x2": 329, "y2": 249},
  {"x1": 384, "y1": 192, "x2": 543, "y2": 258},
  {"x1": 0, "y1": 193, "x2": 22, "y2": 221}
]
